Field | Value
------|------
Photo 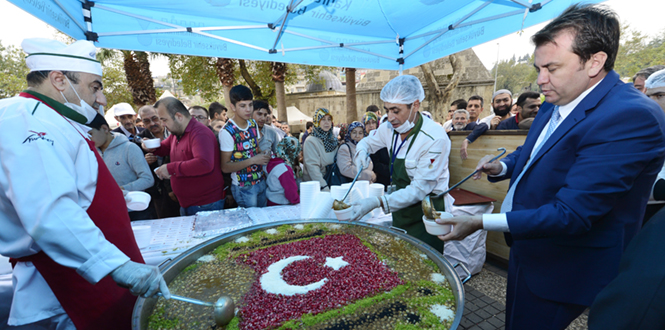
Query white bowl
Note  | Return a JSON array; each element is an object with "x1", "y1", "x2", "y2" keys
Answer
[
  {"x1": 126, "y1": 191, "x2": 151, "y2": 211},
  {"x1": 334, "y1": 207, "x2": 353, "y2": 221},
  {"x1": 423, "y1": 212, "x2": 454, "y2": 236},
  {"x1": 143, "y1": 138, "x2": 161, "y2": 149},
  {"x1": 132, "y1": 225, "x2": 151, "y2": 248}
]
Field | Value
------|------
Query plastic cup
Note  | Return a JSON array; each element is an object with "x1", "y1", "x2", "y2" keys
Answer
[
  {"x1": 422, "y1": 212, "x2": 454, "y2": 236},
  {"x1": 127, "y1": 191, "x2": 151, "y2": 211},
  {"x1": 143, "y1": 138, "x2": 161, "y2": 149},
  {"x1": 334, "y1": 207, "x2": 353, "y2": 221}
]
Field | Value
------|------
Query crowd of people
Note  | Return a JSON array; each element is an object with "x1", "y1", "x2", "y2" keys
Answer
[{"x1": 3, "y1": 3, "x2": 665, "y2": 330}]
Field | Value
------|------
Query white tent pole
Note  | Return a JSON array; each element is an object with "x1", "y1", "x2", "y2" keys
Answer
[
  {"x1": 283, "y1": 30, "x2": 395, "y2": 60},
  {"x1": 98, "y1": 26, "x2": 265, "y2": 37},
  {"x1": 53, "y1": 0, "x2": 87, "y2": 32},
  {"x1": 194, "y1": 31, "x2": 268, "y2": 52},
  {"x1": 269, "y1": 0, "x2": 305, "y2": 28},
  {"x1": 509, "y1": 0, "x2": 537, "y2": 9},
  {"x1": 340, "y1": 46, "x2": 396, "y2": 61},
  {"x1": 270, "y1": 0, "x2": 296, "y2": 52}
]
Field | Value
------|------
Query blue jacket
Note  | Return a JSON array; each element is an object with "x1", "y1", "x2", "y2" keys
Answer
[{"x1": 490, "y1": 70, "x2": 665, "y2": 306}]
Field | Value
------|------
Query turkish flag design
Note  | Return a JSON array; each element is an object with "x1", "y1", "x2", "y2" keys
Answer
[{"x1": 236, "y1": 234, "x2": 403, "y2": 329}]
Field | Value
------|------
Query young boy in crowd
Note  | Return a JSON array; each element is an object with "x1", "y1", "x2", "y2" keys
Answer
[
  {"x1": 266, "y1": 137, "x2": 301, "y2": 206},
  {"x1": 219, "y1": 85, "x2": 270, "y2": 207}
]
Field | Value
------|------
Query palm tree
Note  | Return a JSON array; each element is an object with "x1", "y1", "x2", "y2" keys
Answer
[
  {"x1": 122, "y1": 50, "x2": 156, "y2": 107},
  {"x1": 215, "y1": 58, "x2": 235, "y2": 106},
  {"x1": 272, "y1": 62, "x2": 288, "y2": 122}
]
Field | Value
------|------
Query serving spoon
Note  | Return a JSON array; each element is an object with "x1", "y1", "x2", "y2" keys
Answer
[
  {"x1": 422, "y1": 147, "x2": 507, "y2": 219},
  {"x1": 158, "y1": 293, "x2": 235, "y2": 326},
  {"x1": 332, "y1": 165, "x2": 364, "y2": 211}
]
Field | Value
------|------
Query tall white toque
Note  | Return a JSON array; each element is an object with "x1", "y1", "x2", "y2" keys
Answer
[{"x1": 21, "y1": 38, "x2": 103, "y2": 76}]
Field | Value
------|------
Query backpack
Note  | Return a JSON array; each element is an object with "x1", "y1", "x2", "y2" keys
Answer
[{"x1": 323, "y1": 144, "x2": 351, "y2": 189}]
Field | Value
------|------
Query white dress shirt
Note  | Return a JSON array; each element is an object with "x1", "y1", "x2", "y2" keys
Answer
[{"x1": 483, "y1": 79, "x2": 603, "y2": 231}]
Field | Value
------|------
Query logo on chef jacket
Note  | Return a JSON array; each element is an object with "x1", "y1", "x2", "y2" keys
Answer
[
  {"x1": 23, "y1": 130, "x2": 54, "y2": 146},
  {"x1": 236, "y1": 234, "x2": 402, "y2": 329}
]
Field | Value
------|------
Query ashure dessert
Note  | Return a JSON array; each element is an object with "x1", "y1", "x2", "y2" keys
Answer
[{"x1": 148, "y1": 223, "x2": 457, "y2": 329}]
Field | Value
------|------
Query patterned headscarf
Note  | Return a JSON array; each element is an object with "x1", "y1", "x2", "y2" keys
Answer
[
  {"x1": 276, "y1": 136, "x2": 301, "y2": 175},
  {"x1": 362, "y1": 112, "x2": 378, "y2": 135},
  {"x1": 345, "y1": 121, "x2": 365, "y2": 145},
  {"x1": 337, "y1": 123, "x2": 348, "y2": 142},
  {"x1": 313, "y1": 107, "x2": 333, "y2": 128},
  {"x1": 310, "y1": 107, "x2": 338, "y2": 152}
]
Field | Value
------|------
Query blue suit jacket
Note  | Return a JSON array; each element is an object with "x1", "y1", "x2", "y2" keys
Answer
[{"x1": 490, "y1": 71, "x2": 665, "y2": 306}]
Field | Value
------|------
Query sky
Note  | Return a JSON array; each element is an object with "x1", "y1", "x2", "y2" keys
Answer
[{"x1": 1, "y1": 0, "x2": 663, "y2": 76}]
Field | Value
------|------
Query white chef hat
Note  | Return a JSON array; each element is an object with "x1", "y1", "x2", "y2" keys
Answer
[
  {"x1": 111, "y1": 103, "x2": 136, "y2": 117},
  {"x1": 21, "y1": 38, "x2": 102, "y2": 76},
  {"x1": 645, "y1": 69, "x2": 665, "y2": 89},
  {"x1": 380, "y1": 75, "x2": 425, "y2": 105}
]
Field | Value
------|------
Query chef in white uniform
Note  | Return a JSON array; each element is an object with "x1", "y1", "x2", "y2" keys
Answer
[
  {"x1": 0, "y1": 38, "x2": 169, "y2": 330},
  {"x1": 349, "y1": 75, "x2": 453, "y2": 252}
]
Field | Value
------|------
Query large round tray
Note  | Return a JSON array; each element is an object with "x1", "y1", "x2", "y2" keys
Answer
[{"x1": 132, "y1": 219, "x2": 465, "y2": 329}]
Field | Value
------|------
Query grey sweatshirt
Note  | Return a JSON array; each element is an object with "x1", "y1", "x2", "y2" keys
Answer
[{"x1": 100, "y1": 133, "x2": 154, "y2": 191}]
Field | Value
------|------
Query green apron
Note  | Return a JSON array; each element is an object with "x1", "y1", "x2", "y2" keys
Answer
[{"x1": 390, "y1": 115, "x2": 445, "y2": 252}]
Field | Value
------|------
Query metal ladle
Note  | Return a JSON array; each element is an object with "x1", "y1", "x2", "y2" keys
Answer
[
  {"x1": 158, "y1": 293, "x2": 235, "y2": 326},
  {"x1": 332, "y1": 165, "x2": 364, "y2": 211},
  {"x1": 422, "y1": 147, "x2": 507, "y2": 219}
]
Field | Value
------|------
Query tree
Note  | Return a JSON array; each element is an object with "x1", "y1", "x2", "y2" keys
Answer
[
  {"x1": 490, "y1": 54, "x2": 537, "y2": 95},
  {"x1": 122, "y1": 51, "x2": 157, "y2": 107},
  {"x1": 272, "y1": 62, "x2": 288, "y2": 121},
  {"x1": 0, "y1": 42, "x2": 29, "y2": 99},
  {"x1": 215, "y1": 58, "x2": 235, "y2": 106},
  {"x1": 615, "y1": 25, "x2": 665, "y2": 78},
  {"x1": 97, "y1": 51, "x2": 134, "y2": 109},
  {"x1": 345, "y1": 68, "x2": 357, "y2": 123},
  {"x1": 420, "y1": 54, "x2": 463, "y2": 123}
]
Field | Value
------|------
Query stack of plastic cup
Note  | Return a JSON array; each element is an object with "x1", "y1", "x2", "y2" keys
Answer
[
  {"x1": 308, "y1": 191, "x2": 335, "y2": 219},
  {"x1": 368, "y1": 183, "x2": 385, "y2": 217},
  {"x1": 299, "y1": 181, "x2": 320, "y2": 218},
  {"x1": 354, "y1": 180, "x2": 370, "y2": 200}
]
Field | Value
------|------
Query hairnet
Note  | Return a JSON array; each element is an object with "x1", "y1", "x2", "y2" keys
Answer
[
  {"x1": 645, "y1": 69, "x2": 665, "y2": 89},
  {"x1": 380, "y1": 75, "x2": 425, "y2": 104}
]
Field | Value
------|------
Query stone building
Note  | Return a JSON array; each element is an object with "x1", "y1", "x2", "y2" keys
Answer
[{"x1": 285, "y1": 48, "x2": 495, "y2": 124}]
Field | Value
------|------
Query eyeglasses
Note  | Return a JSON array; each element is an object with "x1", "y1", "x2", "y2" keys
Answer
[
  {"x1": 142, "y1": 116, "x2": 160, "y2": 124},
  {"x1": 192, "y1": 115, "x2": 208, "y2": 120}
]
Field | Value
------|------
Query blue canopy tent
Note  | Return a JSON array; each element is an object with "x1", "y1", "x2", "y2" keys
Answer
[{"x1": 7, "y1": 0, "x2": 601, "y2": 71}]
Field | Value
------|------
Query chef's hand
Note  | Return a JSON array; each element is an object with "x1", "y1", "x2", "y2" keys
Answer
[
  {"x1": 155, "y1": 165, "x2": 171, "y2": 180},
  {"x1": 354, "y1": 149, "x2": 370, "y2": 170},
  {"x1": 145, "y1": 153, "x2": 157, "y2": 165},
  {"x1": 472, "y1": 154, "x2": 503, "y2": 180},
  {"x1": 350, "y1": 197, "x2": 380, "y2": 222},
  {"x1": 111, "y1": 261, "x2": 171, "y2": 299},
  {"x1": 435, "y1": 215, "x2": 483, "y2": 241},
  {"x1": 460, "y1": 139, "x2": 470, "y2": 160}
]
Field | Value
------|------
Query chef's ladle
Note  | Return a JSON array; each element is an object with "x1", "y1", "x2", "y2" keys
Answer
[
  {"x1": 332, "y1": 165, "x2": 364, "y2": 211},
  {"x1": 158, "y1": 293, "x2": 235, "y2": 326},
  {"x1": 422, "y1": 147, "x2": 507, "y2": 219}
]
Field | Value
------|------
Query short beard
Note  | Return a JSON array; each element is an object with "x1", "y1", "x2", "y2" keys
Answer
[
  {"x1": 453, "y1": 123, "x2": 466, "y2": 130},
  {"x1": 494, "y1": 106, "x2": 511, "y2": 117}
]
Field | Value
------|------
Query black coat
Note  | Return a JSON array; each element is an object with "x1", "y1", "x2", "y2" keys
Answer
[{"x1": 588, "y1": 207, "x2": 665, "y2": 329}]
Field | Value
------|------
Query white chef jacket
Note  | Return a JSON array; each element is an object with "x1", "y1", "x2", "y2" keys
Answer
[
  {"x1": 356, "y1": 114, "x2": 454, "y2": 213},
  {"x1": 0, "y1": 95, "x2": 130, "y2": 325}
]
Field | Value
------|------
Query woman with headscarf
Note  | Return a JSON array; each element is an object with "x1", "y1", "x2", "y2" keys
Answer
[
  {"x1": 303, "y1": 108, "x2": 339, "y2": 190},
  {"x1": 266, "y1": 136, "x2": 301, "y2": 206},
  {"x1": 337, "y1": 121, "x2": 375, "y2": 182},
  {"x1": 363, "y1": 112, "x2": 391, "y2": 189}
]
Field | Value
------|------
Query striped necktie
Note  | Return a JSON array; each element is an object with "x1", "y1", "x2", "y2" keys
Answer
[{"x1": 501, "y1": 106, "x2": 561, "y2": 213}]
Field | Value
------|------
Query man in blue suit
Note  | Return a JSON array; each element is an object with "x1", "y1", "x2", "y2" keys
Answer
[{"x1": 437, "y1": 4, "x2": 665, "y2": 330}]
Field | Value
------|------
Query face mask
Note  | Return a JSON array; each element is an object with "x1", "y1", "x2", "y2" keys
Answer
[
  {"x1": 392, "y1": 106, "x2": 415, "y2": 134},
  {"x1": 60, "y1": 76, "x2": 98, "y2": 124}
]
